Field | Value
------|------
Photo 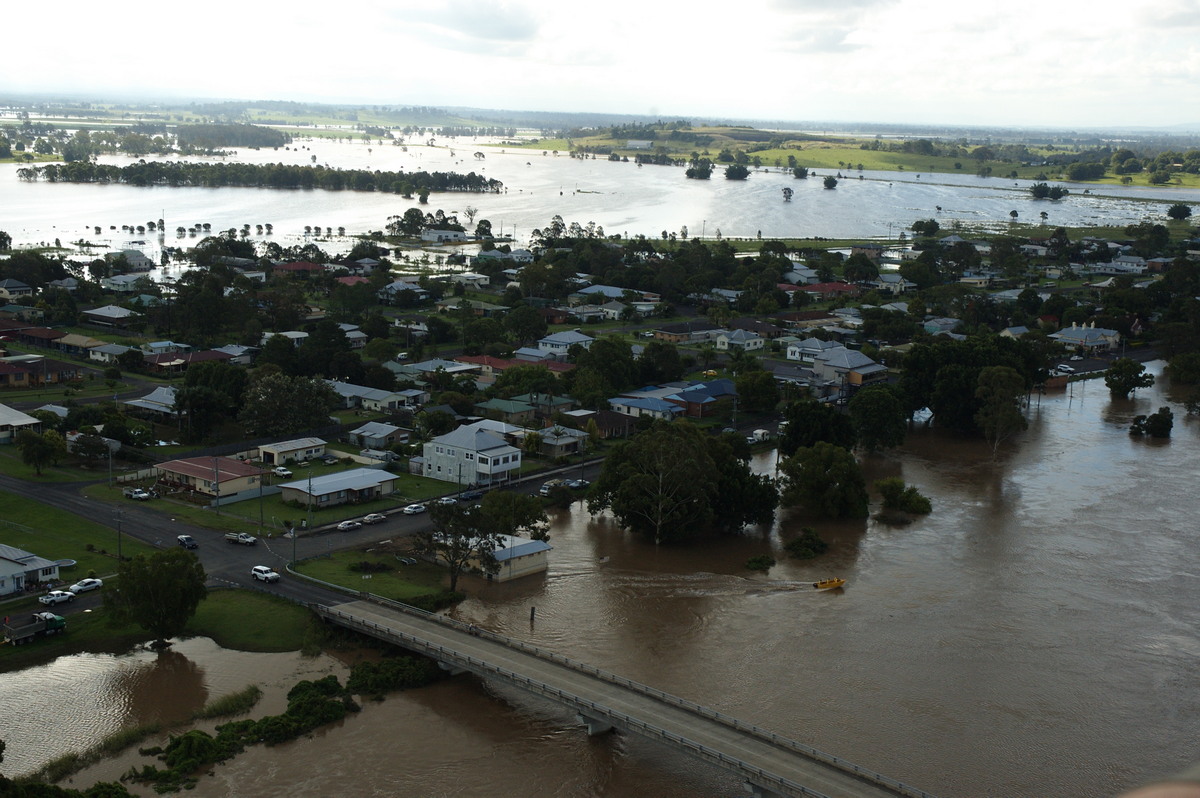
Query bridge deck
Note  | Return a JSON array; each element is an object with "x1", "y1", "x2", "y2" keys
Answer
[{"x1": 319, "y1": 599, "x2": 935, "y2": 798}]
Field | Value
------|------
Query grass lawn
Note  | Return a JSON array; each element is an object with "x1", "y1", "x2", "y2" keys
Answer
[
  {"x1": 0, "y1": 445, "x2": 117, "y2": 483},
  {"x1": 294, "y1": 549, "x2": 449, "y2": 602},
  {"x1": 0, "y1": 608, "x2": 146, "y2": 672},
  {"x1": 184, "y1": 589, "x2": 314, "y2": 652},
  {"x1": 81, "y1": 468, "x2": 456, "y2": 535},
  {"x1": 0, "y1": 492, "x2": 157, "y2": 577}
]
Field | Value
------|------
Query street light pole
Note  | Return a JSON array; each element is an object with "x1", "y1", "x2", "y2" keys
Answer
[{"x1": 115, "y1": 509, "x2": 123, "y2": 562}]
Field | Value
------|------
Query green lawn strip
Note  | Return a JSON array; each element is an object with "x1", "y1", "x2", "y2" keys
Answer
[
  {"x1": 184, "y1": 589, "x2": 312, "y2": 652},
  {"x1": 0, "y1": 446, "x2": 107, "y2": 482},
  {"x1": 0, "y1": 609, "x2": 146, "y2": 672},
  {"x1": 293, "y1": 551, "x2": 448, "y2": 603},
  {"x1": 0, "y1": 492, "x2": 157, "y2": 574}
]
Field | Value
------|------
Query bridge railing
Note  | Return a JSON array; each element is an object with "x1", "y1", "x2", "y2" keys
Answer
[
  {"x1": 327, "y1": 595, "x2": 937, "y2": 798},
  {"x1": 316, "y1": 605, "x2": 833, "y2": 798}
]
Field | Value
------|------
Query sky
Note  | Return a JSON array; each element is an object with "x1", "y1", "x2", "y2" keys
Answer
[{"x1": 7, "y1": 0, "x2": 1200, "y2": 130}]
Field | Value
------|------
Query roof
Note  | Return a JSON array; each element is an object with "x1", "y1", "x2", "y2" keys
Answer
[
  {"x1": 350, "y1": 421, "x2": 402, "y2": 437},
  {"x1": 259, "y1": 437, "x2": 327, "y2": 453},
  {"x1": 122, "y1": 385, "x2": 177, "y2": 413},
  {"x1": 0, "y1": 543, "x2": 57, "y2": 571},
  {"x1": 85, "y1": 304, "x2": 138, "y2": 319},
  {"x1": 432, "y1": 420, "x2": 523, "y2": 454},
  {"x1": 279, "y1": 468, "x2": 395, "y2": 495},
  {"x1": 493, "y1": 534, "x2": 553, "y2": 562},
  {"x1": 0, "y1": 403, "x2": 40, "y2": 428},
  {"x1": 156, "y1": 456, "x2": 265, "y2": 482},
  {"x1": 540, "y1": 330, "x2": 594, "y2": 345},
  {"x1": 611, "y1": 396, "x2": 683, "y2": 415}
]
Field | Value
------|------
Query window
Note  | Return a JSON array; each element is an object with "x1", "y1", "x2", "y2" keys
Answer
[{"x1": 465, "y1": 453, "x2": 474, "y2": 461}]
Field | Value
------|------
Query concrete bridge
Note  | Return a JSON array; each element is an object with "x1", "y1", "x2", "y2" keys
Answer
[{"x1": 314, "y1": 596, "x2": 939, "y2": 798}]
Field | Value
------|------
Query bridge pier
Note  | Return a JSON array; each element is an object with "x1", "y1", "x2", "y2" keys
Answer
[
  {"x1": 438, "y1": 661, "x2": 467, "y2": 676},
  {"x1": 742, "y1": 781, "x2": 784, "y2": 798},
  {"x1": 576, "y1": 712, "x2": 614, "y2": 736}
]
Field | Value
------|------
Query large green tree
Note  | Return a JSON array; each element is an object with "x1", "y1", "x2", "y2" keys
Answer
[
  {"x1": 1104, "y1": 357, "x2": 1154, "y2": 398},
  {"x1": 15, "y1": 429, "x2": 66, "y2": 476},
  {"x1": 413, "y1": 503, "x2": 500, "y2": 591},
  {"x1": 238, "y1": 371, "x2": 340, "y2": 436},
  {"x1": 779, "y1": 442, "x2": 869, "y2": 518},
  {"x1": 974, "y1": 366, "x2": 1028, "y2": 456},
  {"x1": 105, "y1": 549, "x2": 207, "y2": 647},
  {"x1": 778, "y1": 400, "x2": 856, "y2": 456},
  {"x1": 478, "y1": 491, "x2": 550, "y2": 541},
  {"x1": 847, "y1": 385, "x2": 907, "y2": 451}
]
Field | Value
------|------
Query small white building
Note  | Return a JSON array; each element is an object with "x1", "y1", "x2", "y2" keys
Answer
[
  {"x1": 490, "y1": 535, "x2": 552, "y2": 582},
  {"x1": 258, "y1": 437, "x2": 327, "y2": 465}
]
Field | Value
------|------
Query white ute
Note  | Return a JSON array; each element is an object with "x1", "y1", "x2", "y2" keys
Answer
[{"x1": 251, "y1": 566, "x2": 280, "y2": 583}]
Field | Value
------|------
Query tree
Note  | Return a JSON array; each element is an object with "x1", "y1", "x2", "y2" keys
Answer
[
  {"x1": 238, "y1": 371, "x2": 340, "y2": 436},
  {"x1": 974, "y1": 366, "x2": 1028, "y2": 456},
  {"x1": 1167, "y1": 203, "x2": 1193, "y2": 221},
  {"x1": 724, "y1": 164, "x2": 750, "y2": 180},
  {"x1": 589, "y1": 421, "x2": 716, "y2": 544},
  {"x1": 735, "y1": 370, "x2": 780, "y2": 413},
  {"x1": 0, "y1": 230, "x2": 11, "y2": 250},
  {"x1": 413, "y1": 503, "x2": 499, "y2": 591},
  {"x1": 778, "y1": 400, "x2": 856, "y2": 456},
  {"x1": 847, "y1": 385, "x2": 907, "y2": 451},
  {"x1": 823, "y1": 176, "x2": 838, "y2": 189},
  {"x1": 503, "y1": 305, "x2": 547, "y2": 344},
  {"x1": 1104, "y1": 357, "x2": 1154, "y2": 398},
  {"x1": 105, "y1": 549, "x2": 207, "y2": 647},
  {"x1": 779, "y1": 442, "x2": 869, "y2": 519},
  {"x1": 1129, "y1": 406, "x2": 1173, "y2": 438},
  {"x1": 875, "y1": 477, "x2": 932, "y2": 514},
  {"x1": 15, "y1": 429, "x2": 65, "y2": 476},
  {"x1": 478, "y1": 491, "x2": 550, "y2": 541}
]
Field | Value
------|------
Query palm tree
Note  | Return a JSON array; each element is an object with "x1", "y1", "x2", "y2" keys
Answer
[{"x1": 1009, "y1": 210, "x2": 1019, "y2": 222}]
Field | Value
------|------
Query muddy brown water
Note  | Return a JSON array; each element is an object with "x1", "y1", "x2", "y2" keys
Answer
[{"x1": 4, "y1": 367, "x2": 1197, "y2": 797}]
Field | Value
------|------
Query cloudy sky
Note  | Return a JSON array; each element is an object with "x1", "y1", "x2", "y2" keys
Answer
[{"x1": 9, "y1": 0, "x2": 1200, "y2": 129}]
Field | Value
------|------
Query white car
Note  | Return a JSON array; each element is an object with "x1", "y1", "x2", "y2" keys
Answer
[
  {"x1": 435, "y1": 497, "x2": 457, "y2": 506},
  {"x1": 402, "y1": 503, "x2": 427, "y2": 515},
  {"x1": 336, "y1": 520, "x2": 363, "y2": 532},
  {"x1": 273, "y1": 466, "x2": 293, "y2": 478},
  {"x1": 40, "y1": 590, "x2": 75, "y2": 605},
  {"x1": 69, "y1": 578, "x2": 103, "y2": 593},
  {"x1": 251, "y1": 565, "x2": 280, "y2": 583},
  {"x1": 362, "y1": 513, "x2": 387, "y2": 524}
]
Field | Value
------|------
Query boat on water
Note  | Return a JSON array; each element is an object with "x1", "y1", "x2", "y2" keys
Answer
[{"x1": 812, "y1": 578, "x2": 846, "y2": 591}]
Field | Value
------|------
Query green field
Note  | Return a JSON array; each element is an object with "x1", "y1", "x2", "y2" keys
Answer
[
  {"x1": 0, "y1": 492, "x2": 156, "y2": 575},
  {"x1": 184, "y1": 589, "x2": 315, "y2": 652},
  {"x1": 294, "y1": 550, "x2": 449, "y2": 603}
]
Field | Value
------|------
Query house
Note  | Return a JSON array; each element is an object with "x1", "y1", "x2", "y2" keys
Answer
[
  {"x1": 422, "y1": 420, "x2": 524, "y2": 486},
  {"x1": 475, "y1": 398, "x2": 537, "y2": 425},
  {"x1": 923, "y1": 318, "x2": 960, "y2": 335},
  {"x1": 532, "y1": 425, "x2": 588, "y2": 457},
  {"x1": 0, "y1": 354, "x2": 84, "y2": 385},
  {"x1": 212, "y1": 344, "x2": 257, "y2": 365},
  {"x1": 560, "y1": 408, "x2": 635, "y2": 439},
  {"x1": 1000, "y1": 326, "x2": 1030, "y2": 339},
  {"x1": 0, "y1": 403, "x2": 41, "y2": 444},
  {"x1": 88, "y1": 343, "x2": 136, "y2": 364},
  {"x1": 155, "y1": 456, "x2": 266, "y2": 499},
  {"x1": 812, "y1": 347, "x2": 889, "y2": 392},
  {"x1": 262, "y1": 331, "x2": 308, "y2": 348},
  {"x1": 101, "y1": 273, "x2": 149, "y2": 293},
  {"x1": 436, "y1": 297, "x2": 510, "y2": 318},
  {"x1": 662, "y1": 379, "x2": 738, "y2": 418},
  {"x1": 804, "y1": 282, "x2": 862, "y2": 301},
  {"x1": 652, "y1": 320, "x2": 722, "y2": 343},
  {"x1": 82, "y1": 305, "x2": 140, "y2": 327},
  {"x1": 1050, "y1": 321, "x2": 1121, "y2": 353},
  {"x1": 53, "y1": 333, "x2": 105, "y2": 357},
  {"x1": 278, "y1": 468, "x2": 400, "y2": 509},
  {"x1": 538, "y1": 330, "x2": 594, "y2": 353},
  {"x1": 715, "y1": 329, "x2": 765, "y2": 352},
  {"x1": 875, "y1": 273, "x2": 913, "y2": 294},
  {"x1": 0, "y1": 543, "x2": 60, "y2": 595},
  {"x1": 0, "y1": 304, "x2": 43, "y2": 323},
  {"x1": 786, "y1": 337, "x2": 842, "y2": 363},
  {"x1": 511, "y1": 393, "x2": 576, "y2": 417},
  {"x1": 47, "y1": 277, "x2": 78, "y2": 293},
  {"x1": 0, "y1": 361, "x2": 32, "y2": 389},
  {"x1": 730, "y1": 318, "x2": 786, "y2": 339},
  {"x1": 122, "y1": 385, "x2": 179, "y2": 421},
  {"x1": 378, "y1": 280, "x2": 431, "y2": 304},
  {"x1": 490, "y1": 535, "x2": 552, "y2": 582},
  {"x1": 271, "y1": 261, "x2": 325, "y2": 278},
  {"x1": 609, "y1": 395, "x2": 683, "y2": 421},
  {"x1": 347, "y1": 421, "x2": 408, "y2": 449},
  {"x1": 0, "y1": 279, "x2": 33, "y2": 300},
  {"x1": 421, "y1": 229, "x2": 469, "y2": 243},
  {"x1": 257, "y1": 437, "x2": 328, "y2": 465},
  {"x1": 117, "y1": 249, "x2": 155, "y2": 271},
  {"x1": 566, "y1": 304, "x2": 608, "y2": 323},
  {"x1": 328, "y1": 381, "x2": 407, "y2": 412}
]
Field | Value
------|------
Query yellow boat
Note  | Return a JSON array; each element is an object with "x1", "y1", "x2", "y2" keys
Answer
[{"x1": 812, "y1": 578, "x2": 846, "y2": 591}]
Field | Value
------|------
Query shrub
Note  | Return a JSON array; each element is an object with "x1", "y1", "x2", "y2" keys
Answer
[
  {"x1": 784, "y1": 527, "x2": 828, "y2": 559},
  {"x1": 875, "y1": 477, "x2": 932, "y2": 514},
  {"x1": 745, "y1": 555, "x2": 776, "y2": 572}
]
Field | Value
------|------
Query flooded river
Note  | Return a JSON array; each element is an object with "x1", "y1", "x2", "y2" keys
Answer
[{"x1": 4, "y1": 366, "x2": 1198, "y2": 797}]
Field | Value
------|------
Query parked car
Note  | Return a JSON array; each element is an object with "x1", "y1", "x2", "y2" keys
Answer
[
  {"x1": 320, "y1": 454, "x2": 340, "y2": 465},
  {"x1": 567, "y1": 479, "x2": 590, "y2": 489},
  {"x1": 123, "y1": 488, "x2": 151, "y2": 501},
  {"x1": 337, "y1": 520, "x2": 363, "y2": 532},
  {"x1": 69, "y1": 578, "x2": 103, "y2": 593},
  {"x1": 362, "y1": 513, "x2": 387, "y2": 524},
  {"x1": 39, "y1": 590, "x2": 75, "y2": 606},
  {"x1": 177, "y1": 534, "x2": 198, "y2": 549},
  {"x1": 1069, "y1": 354, "x2": 1084, "y2": 361},
  {"x1": 273, "y1": 466, "x2": 293, "y2": 478},
  {"x1": 225, "y1": 532, "x2": 258, "y2": 545},
  {"x1": 1057, "y1": 364, "x2": 1076, "y2": 374},
  {"x1": 402, "y1": 504, "x2": 427, "y2": 515},
  {"x1": 251, "y1": 565, "x2": 280, "y2": 583},
  {"x1": 459, "y1": 489, "x2": 483, "y2": 501},
  {"x1": 397, "y1": 557, "x2": 417, "y2": 565},
  {"x1": 435, "y1": 497, "x2": 457, "y2": 506}
]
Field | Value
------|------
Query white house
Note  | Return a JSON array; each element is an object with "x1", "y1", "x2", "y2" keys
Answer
[
  {"x1": 0, "y1": 543, "x2": 60, "y2": 596},
  {"x1": 258, "y1": 437, "x2": 328, "y2": 465},
  {"x1": 538, "y1": 330, "x2": 594, "y2": 353},
  {"x1": 0, "y1": 403, "x2": 41, "y2": 444},
  {"x1": 715, "y1": 329, "x2": 765, "y2": 352},
  {"x1": 490, "y1": 535, "x2": 552, "y2": 582},
  {"x1": 422, "y1": 420, "x2": 523, "y2": 486}
]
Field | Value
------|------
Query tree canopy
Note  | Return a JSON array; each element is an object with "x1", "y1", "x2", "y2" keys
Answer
[
  {"x1": 105, "y1": 549, "x2": 207, "y2": 647},
  {"x1": 779, "y1": 442, "x2": 869, "y2": 519},
  {"x1": 1104, "y1": 357, "x2": 1154, "y2": 398}
]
